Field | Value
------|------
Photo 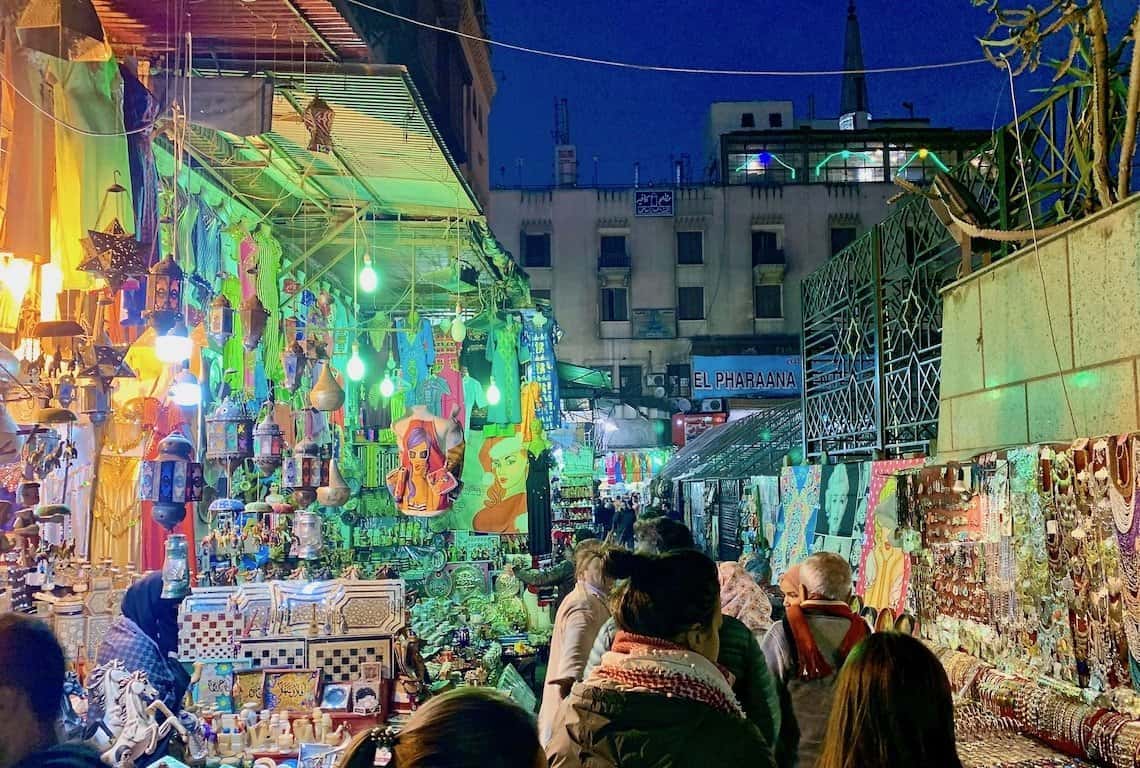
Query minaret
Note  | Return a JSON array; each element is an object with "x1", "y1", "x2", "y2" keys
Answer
[{"x1": 839, "y1": 0, "x2": 870, "y2": 129}]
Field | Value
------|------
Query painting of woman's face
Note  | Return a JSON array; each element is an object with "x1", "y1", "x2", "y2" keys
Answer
[{"x1": 492, "y1": 449, "x2": 528, "y2": 493}]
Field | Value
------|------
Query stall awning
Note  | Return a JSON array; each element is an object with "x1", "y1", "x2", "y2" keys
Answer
[
  {"x1": 558, "y1": 363, "x2": 612, "y2": 394},
  {"x1": 657, "y1": 403, "x2": 803, "y2": 483}
]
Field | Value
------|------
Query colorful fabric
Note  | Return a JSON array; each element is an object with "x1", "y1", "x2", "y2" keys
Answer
[
  {"x1": 855, "y1": 458, "x2": 923, "y2": 615},
  {"x1": 521, "y1": 310, "x2": 560, "y2": 430},
  {"x1": 521, "y1": 380, "x2": 541, "y2": 442},
  {"x1": 783, "y1": 601, "x2": 869, "y2": 681},
  {"x1": 461, "y1": 374, "x2": 485, "y2": 434},
  {"x1": 95, "y1": 616, "x2": 180, "y2": 713},
  {"x1": 433, "y1": 326, "x2": 465, "y2": 421},
  {"x1": 396, "y1": 317, "x2": 436, "y2": 406},
  {"x1": 771, "y1": 465, "x2": 821, "y2": 580},
  {"x1": 589, "y1": 631, "x2": 744, "y2": 719},
  {"x1": 485, "y1": 316, "x2": 527, "y2": 425},
  {"x1": 719, "y1": 561, "x2": 773, "y2": 636}
]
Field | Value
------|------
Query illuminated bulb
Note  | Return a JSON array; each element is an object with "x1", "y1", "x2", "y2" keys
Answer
[
  {"x1": 346, "y1": 344, "x2": 365, "y2": 382},
  {"x1": 379, "y1": 372, "x2": 395, "y2": 398},
  {"x1": 358, "y1": 258, "x2": 379, "y2": 294},
  {"x1": 604, "y1": 419, "x2": 619, "y2": 433},
  {"x1": 918, "y1": 147, "x2": 929, "y2": 159},
  {"x1": 451, "y1": 305, "x2": 466, "y2": 343},
  {"x1": 485, "y1": 377, "x2": 501, "y2": 405},
  {"x1": 169, "y1": 369, "x2": 201, "y2": 407},
  {"x1": 155, "y1": 322, "x2": 193, "y2": 364}
]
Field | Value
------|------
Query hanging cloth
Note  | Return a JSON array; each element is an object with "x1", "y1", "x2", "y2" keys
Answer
[{"x1": 433, "y1": 324, "x2": 465, "y2": 421}]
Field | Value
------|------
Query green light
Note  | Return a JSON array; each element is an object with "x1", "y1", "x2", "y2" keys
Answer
[
  {"x1": 895, "y1": 148, "x2": 950, "y2": 177},
  {"x1": 734, "y1": 151, "x2": 797, "y2": 180},
  {"x1": 380, "y1": 372, "x2": 395, "y2": 398},
  {"x1": 1071, "y1": 371, "x2": 1098, "y2": 389},
  {"x1": 814, "y1": 149, "x2": 874, "y2": 178},
  {"x1": 486, "y1": 377, "x2": 502, "y2": 405},
  {"x1": 346, "y1": 344, "x2": 365, "y2": 382},
  {"x1": 358, "y1": 258, "x2": 379, "y2": 293}
]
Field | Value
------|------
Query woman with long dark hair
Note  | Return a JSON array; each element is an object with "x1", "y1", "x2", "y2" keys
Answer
[
  {"x1": 817, "y1": 632, "x2": 963, "y2": 768},
  {"x1": 546, "y1": 548, "x2": 775, "y2": 767}
]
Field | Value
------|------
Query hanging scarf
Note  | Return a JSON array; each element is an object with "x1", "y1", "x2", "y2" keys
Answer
[
  {"x1": 784, "y1": 601, "x2": 869, "y2": 681},
  {"x1": 586, "y1": 631, "x2": 744, "y2": 719}
]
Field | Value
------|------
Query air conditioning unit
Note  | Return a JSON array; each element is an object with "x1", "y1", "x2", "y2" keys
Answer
[
  {"x1": 700, "y1": 398, "x2": 725, "y2": 413},
  {"x1": 645, "y1": 373, "x2": 666, "y2": 388}
]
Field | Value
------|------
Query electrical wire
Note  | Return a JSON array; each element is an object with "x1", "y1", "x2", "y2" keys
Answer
[
  {"x1": 342, "y1": 0, "x2": 990, "y2": 77},
  {"x1": 0, "y1": 68, "x2": 166, "y2": 137}
]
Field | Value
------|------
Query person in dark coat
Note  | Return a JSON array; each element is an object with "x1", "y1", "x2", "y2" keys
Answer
[
  {"x1": 592, "y1": 499, "x2": 614, "y2": 538},
  {"x1": 516, "y1": 529, "x2": 597, "y2": 618},
  {"x1": 610, "y1": 500, "x2": 635, "y2": 548},
  {"x1": 0, "y1": 614, "x2": 104, "y2": 768},
  {"x1": 546, "y1": 549, "x2": 775, "y2": 768}
]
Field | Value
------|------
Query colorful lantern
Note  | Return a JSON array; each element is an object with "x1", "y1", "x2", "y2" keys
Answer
[
  {"x1": 253, "y1": 408, "x2": 285, "y2": 476},
  {"x1": 207, "y1": 293, "x2": 235, "y2": 348},
  {"x1": 160, "y1": 533, "x2": 190, "y2": 599},
  {"x1": 207, "y1": 497, "x2": 245, "y2": 528},
  {"x1": 144, "y1": 254, "x2": 184, "y2": 334},
  {"x1": 308, "y1": 362, "x2": 344, "y2": 412},
  {"x1": 205, "y1": 396, "x2": 254, "y2": 472},
  {"x1": 282, "y1": 438, "x2": 326, "y2": 508},
  {"x1": 282, "y1": 341, "x2": 307, "y2": 392},
  {"x1": 316, "y1": 457, "x2": 351, "y2": 508},
  {"x1": 76, "y1": 377, "x2": 110, "y2": 423},
  {"x1": 302, "y1": 95, "x2": 334, "y2": 153},
  {"x1": 139, "y1": 431, "x2": 204, "y2": 531},
  {"x1": 240, "y1": 294, "x2": 270, "y2": 351}
]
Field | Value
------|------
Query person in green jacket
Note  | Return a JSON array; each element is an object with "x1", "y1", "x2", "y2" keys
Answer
[
  {"x1": 581, "y1": 517, "x2": 786, "y2": 766},
  {"x1": 515, "y1": 527, "x2": 596, "y2": 618}
]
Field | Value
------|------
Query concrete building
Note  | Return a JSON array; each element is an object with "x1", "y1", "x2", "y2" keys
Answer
[{"x1": 489, "y1": 2, "x2": 986, "y2": 411}]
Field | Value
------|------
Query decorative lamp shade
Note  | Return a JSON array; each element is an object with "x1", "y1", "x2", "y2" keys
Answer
[
  {"x1": 77, "y1": 377, "x2": 110, "y2": 424},
  {"x1": 207, "y1": 496, "x2": 245, "y2": 529},
  {"x1": 16, "y1": 0, "x2": 110, "y2": 61},
  {"x1": 205, "y1": 397, "x2": 254, "y2": 471},
  {"x1": 240, "y1": 294, "x2": 270, "y2": 352},
  {"x1": 207, "y1": 293, "x2": 235, "y2": 348},
  {"x1": 293, "y1": 511, "x2": 323, "y2": 559},
  {"x1": 144, "y1": 254, "x2": 184, "y2": 334},
  {"x1": 160, "y1": 533, "x2": 190, "y2": 599},
  {"x1": 264, "y1": 487, "x2": 293, "y2": 516},
  {"x1": 282, "y1": 438, "x2": 326, "y2": 508},
  {"x1": 302, "y1": 95, "x2": 334, "y2": 153},
  {"x1": 139, "y1": 432, "x2": 204, "y2": 531},
  {"x1": 252, "y1": 410, "x2": 285, "y2": 475},
  {"x1": 316, "y1": 457, "x2": 351, "y2": 508},
  {"x1": 282, "y1": 341, "x2": 307, "y2": 393},
  {"x1": 308, "y1": 362, "x2": 345, "y2": 412}
]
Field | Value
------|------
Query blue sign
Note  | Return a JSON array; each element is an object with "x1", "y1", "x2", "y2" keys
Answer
[
  {"x1": 634, "y1": 190, "x2": 674, "y2": 217},
  {"x1": 691, "y1": 355, "x2": 801, "y2": 399}
]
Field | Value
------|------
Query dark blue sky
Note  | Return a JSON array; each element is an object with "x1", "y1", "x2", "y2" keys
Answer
[{"x1": 485, "y1": 0, "x2": 1135, "y2": 187}]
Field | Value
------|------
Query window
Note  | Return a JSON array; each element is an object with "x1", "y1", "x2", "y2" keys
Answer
[
  {"x1": 754, "y1": 284, "x2": 783, "y2": 319},
  {"x1": 830, "y1": 226, "x2": 857, "y2": 255},
  {"x1": 751, "y1": 231, "x2": 783, "y2": 266},
  {"x1": 599, "y1": 235, "x2": 629, "y2": 268},
  {"x1": 522, "y1": 233, "x2": 551, "y2": 267},
  {"x1": 741, "y1": 112, "x2": 755, "y2": 128},
  {"x1": 676, "y1": 231, "x2": 703, "y2": 265},
  {"x1": 600, "y1": 287, "x2": 628, "y2": 322},
  {"x1": 677, "y1": 286, "x2": 705, "y2": 320},
  {"x1": 531, "y1": 289, "x2": 551, "y2": 303},
  {"x1": 768, "y1": 112, "x2": 783, "y2": 128},
  {"x1": 619, "y1": 365, "x2": 642, "y2": 397},
  {"x1": 667, "y1": 363, "x2": 692, "y2": 398}
]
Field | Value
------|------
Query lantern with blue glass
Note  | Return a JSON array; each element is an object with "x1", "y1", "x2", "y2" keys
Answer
[{"x1": 139, "y1": 431, "x2": 204, "y2": 531}]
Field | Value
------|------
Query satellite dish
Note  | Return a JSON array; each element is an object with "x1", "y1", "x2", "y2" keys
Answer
[
  {"x1": 670, "y1": 398, "x2": 693, "y2": 414},
  {"x1": 653, "y1": 386, "x2": 667, "y2": 398}
]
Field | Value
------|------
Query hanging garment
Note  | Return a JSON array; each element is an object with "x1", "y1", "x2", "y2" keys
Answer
[
  {"x1": 433, "y1": 326, "x2": 465, "y2": 421},
  {"x1": 90, "y1": 455, "x2": 141, "y2": 570},
  {"x1": 485, "y1": 316, "x2": 528, "y2": 426},
  {"x1": 396, "y1": 317, "x2": 436, "y2": 405},
  {"x1": 253, "y1": 228, "x2": 284, "y2": 385},
  {"x1": 521, "y1": 380, "x2": 542, "y2": 443},
  {"x1": 422, "y1": 376, "x2": 451, "y2": 417},
  {"x1": 462, "y1": 374, "x2": 486, "y2": 435},
  {"x1": 520, "y1": 310, "x2": 561, "y2": 430}
]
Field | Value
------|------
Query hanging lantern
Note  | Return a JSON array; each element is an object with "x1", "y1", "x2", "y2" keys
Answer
[
  {"x1": 207, "y1": 497, "x2": 245, "y2": 527},
  {"x1": 282, "y1": 438, "x2": 326, "y2": 508},
  {"x1": 77, "y1": 377, "x2": 111, "y2": 424},
  {"x1": 316, "y1": 457, "x2": 351, "y2": 508},
  {"x1": 253, "y1": 406, "x2": 285, "y2": 476},
  {"x1": 144, "y1": 254, "x2": 184, "y2": 334},
  {"x1": 205, "y1": 396, "x2": 254, "y2": 473},
  {"x1": 293, "y1": 511, "x2": 323, "y2": 559},
  {"x1": 302, "y1": 94, "x2": 335, "y2": 153},
  {"x1": 208, "y1": 293, "x2": 235, "y2": 348},
  {"x1": 16, "y1": 0, "x2": 111, "y2": 62},
  {"x1": 282, "y1": 341, "x2": 308, "y2": 393},
  {"x1": 309, "y1": 362, "x2": 345, "y2": 412},
  {"x1": 240, "y1": 294, "x2": 270, "y2": 351},
  {"x1": 265, "y1": 486, "x2": 293, "y2": 516},
  {"x1": 451, "y1": 304, "x2": 466, "y2": 343},
  {"x1": 139, "y1": 431, "x2": 204, "y2": 531},
  {"x1": 160, "y1": 533, "x2": 190, "y2": 599}
]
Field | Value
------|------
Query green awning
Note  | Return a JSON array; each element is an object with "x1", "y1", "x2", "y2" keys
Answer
[{"x1": 558, "y1": 363, "x2": 611, "y2": 392}]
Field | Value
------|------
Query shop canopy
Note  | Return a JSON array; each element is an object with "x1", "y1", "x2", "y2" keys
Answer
[
  {"x1": 557, "y1": 363, "x2": 612, "y2": 397},
  {"x1": 657, "y1": 403, "x2": 803, "y2": 484}
]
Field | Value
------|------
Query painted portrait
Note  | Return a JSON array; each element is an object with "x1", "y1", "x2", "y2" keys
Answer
[{"x1": 472, "y1": 435, "x2": 530, "y2": 534}]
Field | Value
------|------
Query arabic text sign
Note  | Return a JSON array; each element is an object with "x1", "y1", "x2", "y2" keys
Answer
[
  {"x1": 634, "y1": 190, "x2": 674, "y2": 217},
  {"x1": 691, "y1": 355, "x2": 802, "y2": 399}
]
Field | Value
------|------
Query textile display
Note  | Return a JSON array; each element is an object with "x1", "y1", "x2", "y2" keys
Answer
[
  {"x1": 485, "y1": 315, "x2": 528, "y2": 429},
  {"x1": 812, "y1": 462, "x2": 870, "y2": 569},
  {"x1": 771, "y1": 465, "x2": 820, "y2": 582},
  {"x1": 89, "y1": 455, "x2": 141, "y2": 566},
  {"x1": 396, "y1": 317, "x2": 436, "y2": 407},
  {"x1": 385, "y1": 406, "x2": 464, "y2": 517},
  {"x1": 756, "y1": 475, "x2": 781, "y2": 546},
  {"x1": 433, "y1": 324, "x2": 465, "y2": 425},
  {"x1": 447, "y1": 427, "x2": 530, "y2": 534},
  {"x1": 855, "y1": 458, "x2": 923, "y2": 615},
  {"x1": 520, "y1": 309, "x2": 560, "y2": 431}
]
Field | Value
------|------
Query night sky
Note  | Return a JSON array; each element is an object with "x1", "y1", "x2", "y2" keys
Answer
[{"x1": 485, "y1": 0, "x2": 1137, "y2": 187}]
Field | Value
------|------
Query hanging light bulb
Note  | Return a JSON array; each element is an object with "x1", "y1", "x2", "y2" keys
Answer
[
  {"x1": 486, "y1": 376, "x2": 501, "y2": 405},
  {"x1": 155, "y1": 320, "x2": 193, "y2": 364},
  {"x1": 169, "y1": 368, "x2": 201, "y2": 407},
  {"x1": 379, "y1": 372, "x2": 395, "y2": 398},
  {"x1": 346, "y1": 343, "x2": 366, "y2": 382},
  {"x1": 451, "y1": 302, "x2": 466, "y2": 343},
  {"x1": 358, "y1": 256, "x2": 379, "y2": 294}
]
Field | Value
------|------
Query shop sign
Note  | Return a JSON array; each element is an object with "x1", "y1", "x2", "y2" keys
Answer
[
  {"x1": 691, "y1": 355, "x2": 801, "y2": 399},
  {"x1": 634, "y1": 190, "x2": 674, "y2": 217},
  {"x1": 672, "y1": 412, "x2": 728, "y2": 447},
  {"x1": 631, "y1": 308, "x2": 677, "y2": 339}
]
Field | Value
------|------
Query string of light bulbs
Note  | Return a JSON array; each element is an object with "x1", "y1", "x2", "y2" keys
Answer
[{"x1": 341, "y1": 0, "x2": 990, "y2": 77}]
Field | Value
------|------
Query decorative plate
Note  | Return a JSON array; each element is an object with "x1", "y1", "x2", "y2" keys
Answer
[
  {"x1": 426, "y1": 571, "x2": 452, "y2": 599},
  {"x1": 494, "y1": 569, "x2": 521, "y2": 597}
]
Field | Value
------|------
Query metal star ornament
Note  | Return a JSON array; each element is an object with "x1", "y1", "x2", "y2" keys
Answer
[{"x1": 80, "y1": 218, "x2": 148, "y2": 289}]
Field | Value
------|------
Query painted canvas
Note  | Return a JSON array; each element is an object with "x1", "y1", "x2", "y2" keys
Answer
[
  {"x1": 264, "y1": 668, "x2": 321, "y2": 711},
  {"x1": 447, "y1": 429, "x2": 534, "y2": 534},
  {"x1": 319, "y1": 682, "x2": 351, "y2": 711},
  {"x1": 189, "y1": 659, "x2": 251, "y2": 713},
  {"x1": 855, "y1": 458, "x2": 924, "y2": 615},
  {"x1": 813, "y1": 463, "x2": 872, "y2": 569},
  {"x1": 771, "y1": 465, "x2": 821, "y2": 582}
]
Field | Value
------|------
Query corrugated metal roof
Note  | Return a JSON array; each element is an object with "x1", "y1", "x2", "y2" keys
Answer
[
  {"x1": 658, "y1": 403, "x2": 803, "y2": 483},
  {"x1": 92, "y1": 0, "x2": 369, "y2": 62}
]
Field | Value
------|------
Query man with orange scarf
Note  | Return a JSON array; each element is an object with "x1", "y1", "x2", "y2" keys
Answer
[{"x1": 761, "y1": 552, "x2": 868, "y2": 768}]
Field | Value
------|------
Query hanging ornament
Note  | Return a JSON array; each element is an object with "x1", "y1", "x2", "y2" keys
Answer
[
  {"x1": 160, "y1": 533, "x2": 190, "y2": 599},
  {"x1": 317, "y1": 457, "x2": 351, "y2": 508},
  {"x1": 205, "y1": 396, "x2": 254, "y2": 473},
  {"x1": 282, "y1": 341, "x2": 308, "y2": 393},
  {"x1": 143, "y1": 254, "x2": 185, "y2": 334},
  {"x1": 451, "y1": 303, "x2": 466, "y2": 343},
  {"x1": 282, "y1": 438, "x2": 327, "y2": 508},
  {"x1": 79, "y1": 219, "x2": 148, "y2": 291},
  {"x1": 293, "y1": 511, "x2": 323, "y2": 559},
  {"x1": 379, "y1": 372, "x2": 395, "y2": 399},
  {"x1": 302, "y1": 94, "x2": 335, "y2": 153},
  {"x1": 240, "y1": 294, "x2": 270, "y2": 351},
  {"x1": 253, "y1": 395, "x2": 285, "y2": 476},
  {"x1": 208, "y1": 293, "x2": 235, "y2": 347},
  {"x1": 139, "y1": 431, "x2": 204, "y2": 531},
  {"x1": 309, "y1": 362, "x2": 345, "y2": 412}
]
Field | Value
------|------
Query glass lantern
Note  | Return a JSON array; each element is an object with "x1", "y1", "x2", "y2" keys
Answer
[
  {"x1": 282, "y1": 438, "x2": 327, "y2": 508},
  {"x1": 161, "y1": 533, "x2": 190, "y2": 599},
  {"x1": 144, "y1": 254, "x2": 184, "y2": 334},
  {"x1": 140, "y1": 431, "x2": 204, "y2": 531},
  {"x1": 293, "y1": 511, "x2": 323, "y2": 559},
  {"x1": 240, "y1": 294, "x2": 270, "y2": 352},
  {"x1": 205, "y1": 396, "x2": 254, "y2": 473},
  {"x1": 252, "y1": 397, "x2": 285, "y2": 476},
  {"x1": 208, "y1": 293, "x2": 235, "y2": 348}
]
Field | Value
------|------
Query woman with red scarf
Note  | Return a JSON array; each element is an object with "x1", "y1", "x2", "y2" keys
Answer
[{"x1": 546, "y1": 549, "x2": 775, "y2": 767}]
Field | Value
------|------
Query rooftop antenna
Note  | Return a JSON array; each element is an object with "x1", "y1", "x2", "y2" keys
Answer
[{"x1": 552, "y1": 98, "x2": 570, "y2": 145}]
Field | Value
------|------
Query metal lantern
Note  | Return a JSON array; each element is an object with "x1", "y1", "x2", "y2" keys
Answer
[
  {"x1": 302, "y1": 95, "x2": 334, "y2": 153},
  {"x1": 77, "y1": 377, "x2": 111, "y2": 424},
  {"x1": 144, "y1": 254, "x2": 184, "y2": 334},
  {"x1": 316, "y1": 457, "x2": 351, "y2": 508},
  {"x1": 207, "y1": 496, "x2": 244, "y2": 531},
  {"x1": 205, "y1": 396, "x2": 254, "y2": 472},
  {"x1": 293, "y1": 511, "x2": 323, "y2": 559},
  {"x1": 308, "y1": 362, "x2": 345, "y2": 412},
  {"x1": 253, "y1": 408, "x2": 285, "y2": 476},
  {"x1": 208, "y1": 293, "x2": 235, "y2": 348},
  {"x1": 160, "y1": 533, "x2": 190, "y2": 599},
  {"x1": 282, "y1": 341, "x2": 307, "y2": 393},
  {"x1": 282, "y1": 438, "x2": 327, "y2": 508},
  {"x1": 240, "y1": 294, "x2": 270, "y2": 352},
  {"x1": 140, "y1": 431, "x2": 204, "y2": 531}
]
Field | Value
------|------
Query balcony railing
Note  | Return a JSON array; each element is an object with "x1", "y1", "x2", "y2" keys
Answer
[
  {"x1": 597, "y1": 252, "x2": 632, "y2": 269},
  {"x1": 752, "y1": 248, "x2": 785, "y2": 267}
]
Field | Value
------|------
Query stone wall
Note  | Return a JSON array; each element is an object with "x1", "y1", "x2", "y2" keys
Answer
[{"x1": 937, "y1": 194, "x2": 1140, "y2": 456}]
